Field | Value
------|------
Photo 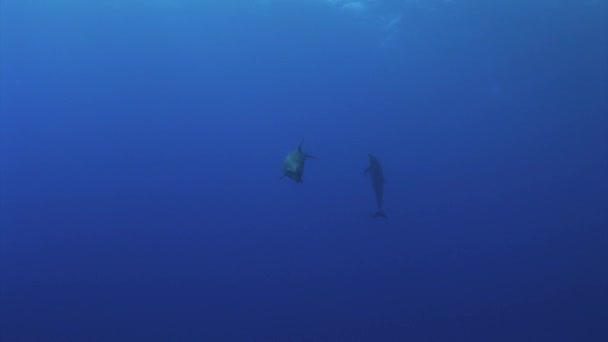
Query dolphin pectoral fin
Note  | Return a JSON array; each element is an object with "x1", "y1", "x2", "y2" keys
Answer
[{"x1": 305, "y1": 153, "x2": 319, "y2": 159}]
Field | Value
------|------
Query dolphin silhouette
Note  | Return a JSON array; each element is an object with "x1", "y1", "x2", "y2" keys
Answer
[
  {"x1": 364, "y1": 153, "x2": 386, "y2": 218},
  {"x1": 281, "y1": 140, "x2": 319, "y2": 183}
]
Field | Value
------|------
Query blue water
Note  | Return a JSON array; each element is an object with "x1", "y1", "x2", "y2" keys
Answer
[{"x1": 1, "y1": 1, "x2": 607, "y2": 341}]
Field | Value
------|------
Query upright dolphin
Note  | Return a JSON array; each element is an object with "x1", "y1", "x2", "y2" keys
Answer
[
  {"x1": 365, "y1": 153, "x2": 386, "y2": 218},
  {"x1": 282, "y1": 140, "x2": 319, "y2": 183}
]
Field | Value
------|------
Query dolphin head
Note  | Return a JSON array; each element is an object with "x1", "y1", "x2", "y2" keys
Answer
[{"x1": 282, "y1": 150, "x2": 306, "y2": 183}]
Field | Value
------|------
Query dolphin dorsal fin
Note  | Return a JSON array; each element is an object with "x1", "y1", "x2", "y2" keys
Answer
[{"x1": 298, "y1": 139, "x2": 304, "y2": 152}]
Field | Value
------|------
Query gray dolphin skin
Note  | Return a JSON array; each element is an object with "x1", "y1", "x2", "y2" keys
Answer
[
  {"x1": 365, "y1": 153, "x2": 387, "y2": 218},
  {"x1": 282, "y1": 140, "x2": 319, "y2": 183}
]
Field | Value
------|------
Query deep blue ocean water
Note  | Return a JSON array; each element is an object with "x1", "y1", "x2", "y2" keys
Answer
[{"x1": 1, "y1": 1, "x2": 607, "y2": 341}]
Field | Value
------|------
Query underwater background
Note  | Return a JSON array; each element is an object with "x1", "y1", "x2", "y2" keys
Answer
[{"x1": 1, "y1": 0, "x2": 607, "y2": 341}]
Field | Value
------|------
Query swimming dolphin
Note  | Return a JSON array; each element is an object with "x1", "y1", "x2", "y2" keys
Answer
[
  {"x1": 281, "y1": 140, "x2": 319, "y2": 183},
  {"x1": 365, "y1": 153, "x2": 386, "y2": 218}
]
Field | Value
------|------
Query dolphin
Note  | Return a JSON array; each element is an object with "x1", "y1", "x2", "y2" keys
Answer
[
  {"x1": 364, "y1": 153, "x2": 386, "y2": 218},
  {"x1": 281, "y1": 140, "x2": 319, "y2": 183}
]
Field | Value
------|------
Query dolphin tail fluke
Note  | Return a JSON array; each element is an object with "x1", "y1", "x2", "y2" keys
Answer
[{"x1": 372, "y1": 211, "x2": 387, "y2": 219}]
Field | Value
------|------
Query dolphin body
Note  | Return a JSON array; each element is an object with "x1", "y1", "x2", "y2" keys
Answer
[
  {"x1": 282, "y1": 141, "x2": 319, "y2": 183},
  {"x1": 365, "y1": 154, "x2": 387, "y2": 218}
]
